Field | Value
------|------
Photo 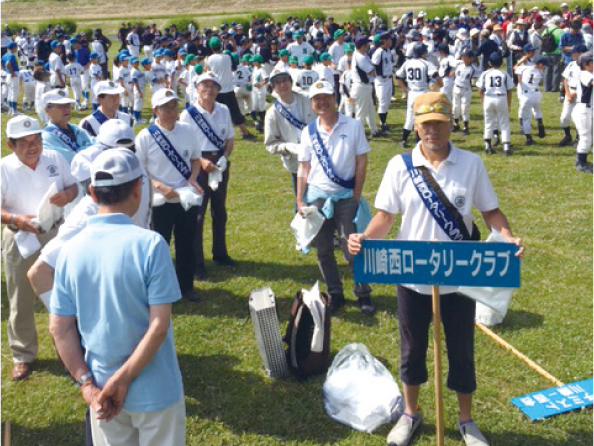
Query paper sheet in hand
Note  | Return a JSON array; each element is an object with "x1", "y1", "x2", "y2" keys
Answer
[
  {"x1": 35, "y1": 182, "x2": 62, "y2": 232},
  {"x1": 290, "y1": 206, "x2": 325, "y2": 253}
]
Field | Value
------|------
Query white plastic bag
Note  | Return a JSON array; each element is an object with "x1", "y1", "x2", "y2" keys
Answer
[
  {"x1": 290, "y1": 206, "x2": 325, "y2": 253},
  {"x1": 177, "y1": 186, "x2": 203, "y2": 211},
  {"x1": 323, "y1": 343, "x2": 402, "y2": 433},
  {"x1": 36, "y1": 182, "x2": 62, "y2": 232},
  {"x1": 459, "y1": 229, "x2": 515, "y2": 326}
]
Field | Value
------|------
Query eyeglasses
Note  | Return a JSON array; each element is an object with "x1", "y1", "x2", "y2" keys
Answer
[{"x1": 415, "y1": 103, "x2": 451, "y2": 116}]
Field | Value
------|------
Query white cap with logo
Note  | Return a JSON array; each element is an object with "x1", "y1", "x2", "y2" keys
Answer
[
  {"x1": 42, "y1": 89, "x2": 75, "y2": 107},
  {"x1": 308, "y1": 80, "x2": 335, "y2": 98},
  {"x1": 93, "y1": 80, "x2": 126, "y2": 97},
  {"x1": 91, "y1": 148, "x2": 143, "y2": 187},
  {"x1": 151, "y1": 88, "x2": 179, "y2": 108},
  {"x1": 6, "y1": 115, "x2": 43, "y2": 138},
  {"x1": 194, "y1": 71, "x2": 222, "y2": 88},
  {"x1": 97, "y1": 119, "x2": 135, "y2": 147}
]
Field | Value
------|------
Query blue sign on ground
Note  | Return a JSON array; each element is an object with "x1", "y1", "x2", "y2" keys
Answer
[
  {"x1": 354, "y1": 240, "x2": 520, "y2": 288},
  {"x1": 511, "y1": 378, "x2": 594, "y2": 420}
]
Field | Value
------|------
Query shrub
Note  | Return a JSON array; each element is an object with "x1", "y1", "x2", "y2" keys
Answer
[
  {"x1": 224, "y1": 16, "x2": 252, "y2": 32},
  {"x1": 349, "y1": 3, "x2": 388, "y2": 27},
  {"x1": 250, "y1": 11, "x2": 276, "y2": 23},
  {"x1": 3, "y1": 22, "x2": 30, "y2": 36},
  {"x1": 165, "y1": 16, "x2": 196, "y2": 33},
  {"x1": 78, "y1": 28, "x2": 93, "y2": 41},
  {"x1": 279, "y1": 9, "x2": 327, "y2": 24},
  {"x1": 425, "y1": 6, "x2": 463, "y2": 20},
  {"x1": 36, "y1": 19, "x2": 77, "y2": 36}
]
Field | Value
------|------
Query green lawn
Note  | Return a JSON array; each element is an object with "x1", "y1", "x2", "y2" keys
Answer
[{"x1": 1, "y1": 74, "x2": 592, "y2": 444}]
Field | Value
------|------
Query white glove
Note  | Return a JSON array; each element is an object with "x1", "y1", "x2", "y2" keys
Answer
[{"x1": 217, "y1": 155, "x2": 228, "y2": 172}]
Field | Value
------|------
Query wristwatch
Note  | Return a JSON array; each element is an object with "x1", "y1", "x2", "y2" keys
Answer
[
  {"x1": 77, "y1": 372, "x2": 93, "y2": 387},
  {"x1": 8, "y1": 214, "x2": 18, "y2": 231}
]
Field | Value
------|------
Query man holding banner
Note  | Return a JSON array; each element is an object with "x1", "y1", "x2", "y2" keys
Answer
[{"x1": 348, "y1": 92, "x2": 524, "y2": 446}]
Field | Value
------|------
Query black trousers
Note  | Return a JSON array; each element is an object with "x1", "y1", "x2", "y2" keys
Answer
[
  {"x1": 216, "y1": 91, "x2": 246, "y2": 126},
  {"x1": 152, "y1": 202, "x2": 199, "y2": 294},
  {"x1": 397, "y1": 285, "x2": 476, "y2": 394},
  {"x1": 195, "y1": 152, "x2": 230, "y2": 267}
]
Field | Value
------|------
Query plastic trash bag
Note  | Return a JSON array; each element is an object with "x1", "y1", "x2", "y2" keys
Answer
[
  {"x1": 290, "y1": 206, "x2": 325, "y2": 254},
  {"x1": 323, "y1": 343, "x2": 402, "y2": 433},
  {"x1": 459, "y1": 228, "x2": 515, "y2": 326}
]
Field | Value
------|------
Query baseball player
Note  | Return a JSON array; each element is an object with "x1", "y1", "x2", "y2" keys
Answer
[
  {"x1": 250, "y1": 54, "x2": 269, "y2": 132},
  {"x1": 34, "y1": 69, "x2": 51, "y2": 124},
  {"x1": 295, "y1": 55, "x2": 319, "y2": 93},
  {"x1": 19, "y1": 65, "x2": 35, "y2": 111},
  {"x1": 64, "y1": 53, "x2": 84, "y2": 110},
  {"x1": 234, "y1": 54, "x2": 252, "y2": 116},
  {"x1": 287, "y1": 31, "x2": 314, "y2": 67},
  {"x1": 515, "y1": 56, "x2": 549, "y2": 145},
  {"x1": 452, "y1": 49, "x2": 481, "y2": 135},
  {"x1": 396, "y1": 43, "x2": 440, "y2": 148},
  {"x1": 372, "y1": 32, "x2": 394, "y2": 135},
  {"x1": 351, "y1": 35, "x2": 379, "y2": 137},
  {"x1": 476, "y1": 53, "x2": 515, "y2": 155},
  {"x1": 2, "y1": 42, "x2": 20, "y2": 114},
  {"x1": 129, "y1": 56, "x2": 146, "y2": 124},
  {"x1": 315, "y1": 53, "x2": 334, "y2": 84},
  {"x1": 48, "y1": 40, "x2": 66, "y2": 89},
  {"x1": 88, "y1": 53, "x2": 103, "y2": 110},
  {"x1": 559, "y1": 45, "x2": 588, "y2": 147},
  {"x1": 571, "y1": 52, "x2": 593, "y2": 173},
  {"x1": 438, "y1": 44, "x2": 459, "y2": 103}
]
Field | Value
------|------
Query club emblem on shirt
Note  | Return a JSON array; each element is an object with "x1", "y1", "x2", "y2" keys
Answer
[
  {"x1": 454, "y1": 196, "x2": 466, "y2": 208},
  {"x1": 47, "y1": 165, "x2": 59, "y2": 177},
  {"x1": 183, "y1": 150, "x2": 189, "y2": 158},
  {"x1": 339, "y1": 134, "x2": 347, "y2": 140}
]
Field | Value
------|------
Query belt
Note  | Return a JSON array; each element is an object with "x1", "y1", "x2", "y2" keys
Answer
[
  {"x1": 201, "y1": 151, "x2": 223, "y2": 160},
  {"x1": 486, "y1": 93, "x2": 504, "y2": 97}
]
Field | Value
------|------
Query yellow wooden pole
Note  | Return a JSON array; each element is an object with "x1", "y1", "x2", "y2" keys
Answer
[{"x1": 432, "y1": 285, "x2": 444, "y2": 446}]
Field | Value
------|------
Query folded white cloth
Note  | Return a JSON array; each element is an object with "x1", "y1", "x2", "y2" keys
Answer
[
  {"x1": 36, "y1": 182, "x2": 62, "y2": 232},
  {"x1": 216, "y1": 155, "x2": 228, "y2": 172},
  {"x1": 301, "y1": 282, "x2": 326, "y2": 353},
  {"x1": 290, "y1": 206, "x2": 325, "y2": 253},
  {"x1": 208, "y1": 168, "x2": 223, "y2": 191},
  {"x1": 14, "y1": 230, "x2": 41, "y2": 259},
  {"x1": 152, "y1": 186, "x2": 203, "y2": 210}
]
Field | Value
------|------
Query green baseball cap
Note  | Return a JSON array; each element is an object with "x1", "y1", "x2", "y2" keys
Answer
[
  {"x1": 185, "y1": 54, "x2": 197, "y2": 65},
  {"x1": 241, "y1": 54, "x2": 252, "y2": 62},
  {"x1": 320, "y1": 53, "x2": 331, "y2": 61},
  {"x1": 333, "y1": 29, "x2": 345, "y2": 39},
  {"x1": 250, "y1": 54, "x2": 263, "y2": 63},
  {"x1": 288, "y1": 55, "x2": 298, "y2": 64},
  {"x1": 194, "y1": 63, "x2": 203, "y2": 74},
  {"x1": 278, "y1": 49, "x2": 289, "y2": 57},
  {"x1": 208, "y1": 36, "x2": 221, "y2": 49},
  {"x1": 301, "y1": 55, "x2": 314, "y2": 66}
]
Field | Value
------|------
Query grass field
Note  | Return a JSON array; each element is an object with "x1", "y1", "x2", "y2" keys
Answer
[{"x1": 1, "y1": 45, "x2": 593, "y2": 446}]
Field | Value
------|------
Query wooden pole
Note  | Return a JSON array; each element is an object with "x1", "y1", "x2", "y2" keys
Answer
[
  {"x1": 432, "y1": 286, "x2": 444, "y2": 446},
  {"x1": 4, "y1": 420, "x2": 11, "y2": 446},
  {"x1": 475, "y1": 322, "x2": 564, "y2": 387}
]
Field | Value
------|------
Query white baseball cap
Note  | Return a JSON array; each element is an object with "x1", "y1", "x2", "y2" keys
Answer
[
  {"x1": 42, "y1": 89, "x2": 75, "y2": 107},
  {"x1": 91, "y1": 148, "x2": 143, "y2": 187},
  {"x1": 6, "y1": 115, "x2": 43, "y2": 138},
  {"x1": 94, "y1": 80, "x2": 125, "y2": 97},
  {"x1": 560, "y1": 2, "x2": 568, "y2": 7},
  {"x1": 194, "y1": 71, "x2": 222, "y2": 88},
  {"x1": 309, "y1": 80, "x2": 334, "y2": 98},
  {"x1": 97, "y1": 119, "x2": 135, "y2": 147},
  {"x1": 71, "y1": 145, "x2": 103, "y2": 182},
  {"x1": 151, "y1": 88, "x2": 179, "y2": 108}
]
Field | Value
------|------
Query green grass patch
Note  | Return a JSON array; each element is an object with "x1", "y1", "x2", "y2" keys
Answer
[
  {"x1": 1, "y1": 31, "x2": 592, "y2": 446},
  {"x1": 36, "y1": 19, "x2": 77, "y2": 35},
  {"x1": 279, "y1": 9, "x2": 328, "y2": 24},
  {"x1": 349, "y1": 3, "x2": 389, "y2": 27}
]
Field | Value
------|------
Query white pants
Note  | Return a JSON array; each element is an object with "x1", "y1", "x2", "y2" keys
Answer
[
  {"x1": 144, "y1": 46, "x2": 153, "y2": 60},
  {"x1": 572, "y1": 105, "x2": 593, "y2": 155},
  {"x1": 453, "y1": 86, "x2": 472, "y2": 122},
  {"x1": 441, "y1": 79, "x2": 454, "y2": 104},
  {"x1": 121, "y1": 85, "x2": 134, "y2": 108},
  {"x1": 560, "y1": 97, "x2": 576, "y2": 128},
  {"x1": 234, "y1": 85, "x2": 251, "y2": 115},
  {"x1": 7, "y1": 75, "x2": 19, "y2": 103},
  {"x1": 22, "y1": 82, "x2": 35, "y2": 104},
  {"x1": 70, "y1": 80, "x2": 83, "y2": 104},
  {"x1": 518, "y1": 91, "x2": 542, "y2": 134},
  {"x1": 128, "y1": 45, "x2": 140, "y2": 58},
  {"x1": 82, "y1": 71, "x2": 90, "y2": 93},
  {"x1": 339, "y1": 94, "x2": 355, "y2": 117},
  {"x1": 374, "y1": 77, "x2": 393, "y2": 114},
  {"x1": 133, "y1": 91, "x2": 144, "y2": 112},
  {"x1": 251, "y1": 87, "x2": 267, "y2": 112},
  {"x1": 404, "y1": 90, "x2": 426, "y2": 131},
  {"x1": 91, "y1": 398, "x2": 186, "y2": 446},
  {"x1": 351, "y1": 82, "x2": 377, "y2": 133},
  {"x1": 483, "y1": 95, "x2": 511, "y2": 142}
]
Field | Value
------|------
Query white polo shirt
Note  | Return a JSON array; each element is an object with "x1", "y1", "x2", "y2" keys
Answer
[
  {"x1": 374, "y1": 143, "x2": 498, "y2": 294},
  {"x1": 206, "y1": 53, "x2": 234, "y2": 93},
  {"x1": 179, "y1": 102, "x2": 234, "y2": 153},
  {"x1": 135, "y1": 122, "x2": 200, "y2": 189},
  {"x1": 299, "y1": 113, "x2": 370, "y2": 194},
  {"x1": 1, "y1": 150, "x2": 75, "y2": 215}
]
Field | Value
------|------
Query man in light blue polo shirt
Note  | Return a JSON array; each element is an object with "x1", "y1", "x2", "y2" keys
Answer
[{"x1": 49, "y1": 148, "x2": 186, "y2": 446}]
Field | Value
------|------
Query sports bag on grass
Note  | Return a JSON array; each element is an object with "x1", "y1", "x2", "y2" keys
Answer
[{"x1": 283, "y1": 282, "x2": 331, "y2": 379}]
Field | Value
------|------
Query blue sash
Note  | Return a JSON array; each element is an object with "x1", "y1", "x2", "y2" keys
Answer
[
  {"x1": 147, "y1": 124, "x2": 191, "y2": 180},
  {"x1": 274, "y1": 100, "x2": 306, "y2": 130},
  {"x1": 186, "y1": 106, "x2": 225, "y2": 151},
  {"x1": 401, "y1": 152, "x2": 464, "y2": 241},
  {"x1": 92, "y1": 109, "x2": 109, "y2": 125},
  {"x1": 307, "y1": 120, "x2": 355, "y2": 189},
  {"x1": 43, "y1": 124, "x2": 79, "y2": 152}
]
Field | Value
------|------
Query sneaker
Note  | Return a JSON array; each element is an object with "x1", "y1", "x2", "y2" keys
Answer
[
  {"x1": 525, "y1": 137, "x2": 535, "y2": 146},
  {"x1": 538, "y1": 126, "x2": 546, "y2": 138},
  {"x1": 387, "y1": 413, "x2": 421, "y2": 446},
  {"x1": 503, "y1": 144, "x2": 513, "y2": 156},
  {"x1": 461, "y1": 128, "x2": 470, "y2": 136},
  {"x1": 399, "y1": 140, "x2": 408, "y2": 149},
  {"x1": 576, "y1": 162, "x2": 593, "y2": 174},
  {"x1": 557, "y1": 135, "x2": 572, "y2": 147},
  {"x1": 459, "y1": 419, "x2": 489, "y2": 446},
  {"x1": 483, "y1": 143, "x2": 494, "y2": 155},
  {"x1": 452, "y1": 123, "x2": 460, "y2": 132},
  {"x1": 328, "y1": 293, "x2": 346, "y2": 314},
  {"x1": 358, "y1": 296, "x2": 377, "y2": 315},
  {"x1": 492, "y1": 133, "x2": 499, "y2": 146},
  {"x1": 242, "y1": 133, "x2": 256, "y2": 140}
]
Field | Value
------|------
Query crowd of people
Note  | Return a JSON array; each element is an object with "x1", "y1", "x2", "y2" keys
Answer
[{"x1": 0, "y1": 3, "x2": 590, "y2": 446}]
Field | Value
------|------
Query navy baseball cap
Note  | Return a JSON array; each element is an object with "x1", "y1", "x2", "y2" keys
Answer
[
  {"x1": 572, "y1": 44, "x2": 588, "y2": 54},
  {"x1": 534, "y1": 56, "x2": 550, "y2": 66},
  {"x1": 413, "y1": 42, "x2": 428, "y2": 57},
  {"x1": 489, "y1": 52, "x2": 503, "y2": 66},
  {"x1": 354, "y1": 35, "x2": 371, "y2": 48},
  {"x1": 522, "y1": 44, "x2": 537, "y2": 52}
]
